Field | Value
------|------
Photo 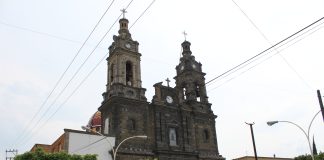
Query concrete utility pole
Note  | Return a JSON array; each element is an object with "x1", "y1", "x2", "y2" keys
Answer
[
  {"x1": 245, "y1": 122, "x2": 258, "y2": 160},
  {"x1": 6, "y1": 149, "x2": 18, "y2": 160},
  {"x1": 317, "y1": 90, "x2": 324, "y2": 123}
]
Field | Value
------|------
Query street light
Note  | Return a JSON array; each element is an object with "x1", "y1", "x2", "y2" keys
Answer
[
  {"x1": 266, "y1": 110, "x2": 322, "y2": 160},
  {"x1": 266, "y1": 121, "x2": 278, "y2": 126},
  {"x1": 266, "y1": 120, "x2": 313, "y2": 160},
  {"x1": 81, "y1": 126, "x2": 148, "y2": 160}
]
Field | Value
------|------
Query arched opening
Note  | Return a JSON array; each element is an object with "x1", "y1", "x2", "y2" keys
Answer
[
  {"x1": 203, "y1": 129, "x2": 209, "y2": 142},
  {"x1": 110, "y1": 64, "x2": 115, "y2": 85},
  {"x1": 126, "y1": 61, "x2": 133, "y2": 86},
  {"x1": 196, "y1": 83, "x2": 201, "y2": 102},
  {"x1": 169, "y1": 128, "x2": 177, "y2": 146},
  {"x1": 104, "y1": 117, "x2": 109, "y2": 134},
  {"x1": 128, "y1": 118, "x2": 136, "y2": 131},
  {"x1": 183, "y1": 87, "x2": 186, "y2": 100}
]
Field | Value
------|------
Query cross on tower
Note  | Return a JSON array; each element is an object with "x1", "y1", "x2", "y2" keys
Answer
[
  {"x1": 166, "y1": 78, "x2": 170, "y2": 87},
  {"x1": 183, "y1": 31, "x2": 187, "y2": 41},
  {"x1": 121, "y1": 8, "x2": 127, "y2": 18}
]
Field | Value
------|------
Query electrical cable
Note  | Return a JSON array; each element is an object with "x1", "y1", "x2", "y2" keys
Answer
[
  {"x1": 25, "y1": 50, "x2": 109, "y2": 147},
  {"x1": 0, "y1": 21, "x2": 82, "y2": 44},
  {"x1": 71, "y1": 137, "x2": 107, "y2": 153},
  {"x1": 13, "y1": 0, "x2": 117, "y2": 147},
  {"x1": 205, "y1": 16, "x2": 324, "y2": 86},
  {"x1": 231, "y1": 0, "x2": 314, "y2": 90},
  {"x1": 18, "y1": 0, "x2": 137, "y2": 147},
  {"x1": 129, "y1": 0, "x2": 156, "y2": 30},
  {"x1": 207, "y1": 24, "x2": 324, "y2": 92},
  {"x1": 207, "y1": 21, "x2": 324, "y2": 90}
]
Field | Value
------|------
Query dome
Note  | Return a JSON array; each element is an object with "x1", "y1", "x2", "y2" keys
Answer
[{"x1": 87, "y1": 111, "x2": 102, "y2": 132}]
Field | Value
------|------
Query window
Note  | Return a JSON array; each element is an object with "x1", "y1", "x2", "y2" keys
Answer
[
  {"x1": 126, "y1": 61, "x2": 133, "y2": 86},
  {"x1": 196, "y1": 84, "x2": 200, "y2": 102},
  {"x1": 128, "y1": 119, "x2": 136, "y2": 131},
  {"x1": 104, "y1": 118, "x2": 109, "y2": 134},
  {"x1": 203, "y1": 129, "x2": 209, "y2": 142},
  {"x1": 110, "y1": 64, "x2": 115, "y2": 84},
  {"x1": 183, "y1": 88, "x2": 186, "y2": 100},
  {"x1": 169, "y1": 128, "x2": 177, "y2": 146}
]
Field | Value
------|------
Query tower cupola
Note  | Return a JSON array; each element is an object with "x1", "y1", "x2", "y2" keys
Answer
[{"x1": 181, "y1": 41, "x2": 192, "y2": 57}]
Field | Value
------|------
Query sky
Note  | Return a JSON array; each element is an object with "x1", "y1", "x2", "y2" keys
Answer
[{"x1": 0, "y1": 0, "x2": 324, "y2": 159}]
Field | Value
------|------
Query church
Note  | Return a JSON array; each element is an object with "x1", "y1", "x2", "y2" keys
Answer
[
  {"x1": 30, "y1": 15, "x2": 225, "y2": 160},
  {"x1": 96, "y1": 14, "x2": 225, "y2": 160}
]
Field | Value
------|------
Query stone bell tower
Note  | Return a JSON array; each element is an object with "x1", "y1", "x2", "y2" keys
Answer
[
  {"x1": 174, "y1": 40, "x2": 208, "y2": 104},
  {"x1": 103, "y1": 10, "x2": 146, "y2": 101},
  {"x1": 172, "y1": 40, "x2": 224, "y2": 160},
  {"x1": 98, "y1": 10, "x2": 154, "y2": 160}
]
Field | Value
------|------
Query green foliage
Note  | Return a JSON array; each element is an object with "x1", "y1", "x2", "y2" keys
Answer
[
  {"x1": 15, "y1": 148, "x2": 97, "y2": 160},
  {"x1": 294, "y1": 152, "x2": 324, "y2": 160}
]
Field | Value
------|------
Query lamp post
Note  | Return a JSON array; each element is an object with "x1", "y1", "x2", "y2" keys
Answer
[
  {"x1": 267, "y1": 110, "x2": 321, "y2": 160},
  {"x1": 245, "y1": 122, "x2": 258, "y2": 160},
  {"x1": 81, "y1": 126, "x2": 147, "y2": 160}
]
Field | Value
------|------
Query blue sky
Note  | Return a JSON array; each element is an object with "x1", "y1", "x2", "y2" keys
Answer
[{"x1": 1, "y1": 0, "x2": 324, "y2": 159}]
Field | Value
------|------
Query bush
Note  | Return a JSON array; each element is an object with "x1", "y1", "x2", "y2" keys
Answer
[
  {"x1": 14, "y1": 148, "x2": 97, "y2": 160},
  {"x1": 294, "y1": 152, "x2": 324, "y2": 160}
]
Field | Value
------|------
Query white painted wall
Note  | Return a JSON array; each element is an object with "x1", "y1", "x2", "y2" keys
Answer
[{"x1": 68, "y1": 132, "x2": 115, "y2": 160}]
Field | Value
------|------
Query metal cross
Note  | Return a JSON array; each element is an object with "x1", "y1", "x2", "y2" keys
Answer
[
  {"x1": 183, "y1": 31, "x2": 187, "y2": 41},
  {"x1": 166, "y1": 78, "x2": 170, "y2": 87},
  {"x1": 121, "y1": 8, "x2": 127, "y2": 18}
]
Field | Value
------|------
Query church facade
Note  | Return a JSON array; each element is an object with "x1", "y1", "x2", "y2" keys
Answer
[{"x1": 98, "y1": 16, "x2": 224, "y2": 160}]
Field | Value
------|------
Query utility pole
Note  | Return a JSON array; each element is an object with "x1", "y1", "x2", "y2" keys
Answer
[
  {"x1": 6, "y1": 149, "x2": 18, "y2": 160},
  {"x1": 317, "y1": 90, "x2": 324, "y2": 123},
  {"x1": 246, "y1": 122, "x2": 258, "y2": 160}
]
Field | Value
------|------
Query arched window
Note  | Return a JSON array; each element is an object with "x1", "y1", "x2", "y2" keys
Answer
[
  {"x1": 183, "y1": 87, "x2": 186, "y2": 100},
  {"x1": 104, "y1": 118, "x2": 109, "y2": 134},
  {"x1": 110, "y1": 64, "x2": 115, "y2": 84},
  {"x1": 169, "y1": 128, "x2": 177, "y2": 146},
  {"x1": 126, "y1": 61, "x2": 133, "y2": 86},
  {"x1": 203, "y1": 129, "x2": 209, "y2": 142},
  {"x1": 196, "y1": 83, "x2": 200, "y2": 102},
  {"x1": 128, "y1": 119, "x2": 136, "y2": 131}
]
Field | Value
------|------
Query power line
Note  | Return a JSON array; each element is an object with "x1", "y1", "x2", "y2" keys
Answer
[
  {"x1": 26, "y1": 50, "x2": 109, "y2": 147},
  {"x1": 0, "y1": 21, "x2": 107, "y2": 50},
  {"x1": 17, "y1": 12, "x2": 121, "y2": 147},
  {"x1": 208, "y1": 21, "x2": 324, "y2": 91},
  {"x1": 231, "y1": 0, "x2": 314, "y2": 90},
  {"x1": 129, "y1": 0, "x2": 156, "y2": 29},
  {"x1": 0, "y1": 21, "x2": 82, "y2": 44},
  {"x1": 13, "y1": 0, "x2": 116, "y2": 147},
  {"x1": 207, "y1": 23, "x2": 324, "y2": 92},
  {"x1": 18, "y1": 0, "x2": 137, "y2": 147},
  {"x1": 71, "y1": 136, "x2": 107, "y2": 153},
  {"x1": 205, "y1": 16, "x2": 324, "y2": 86}
]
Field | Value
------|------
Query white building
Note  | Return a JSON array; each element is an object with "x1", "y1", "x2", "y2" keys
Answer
[{"x1": 31, "y1": 128, "x2": 115, "y2": 160}]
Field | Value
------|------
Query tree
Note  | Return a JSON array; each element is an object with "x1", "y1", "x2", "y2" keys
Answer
[
  {"x1": 14, "y1": 148, "x2": 97, "y2": 160},
  {"x1": 294, "y1": 152, "x2": 324, "y2": 160}
]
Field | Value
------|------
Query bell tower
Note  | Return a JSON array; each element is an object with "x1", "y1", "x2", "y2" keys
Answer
[
  {"x1": 98, "y1": 11, "x2": 153, "y2": 160},
  {"x1": 172, "y1": 40, "x2": 224, "y2": 160},
  {"x1": 103, "y1": 10, "x2": 146, "y2": 101},
  {"x1": 174, "y1": 41, "x2": 208, "y2": 104}
]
